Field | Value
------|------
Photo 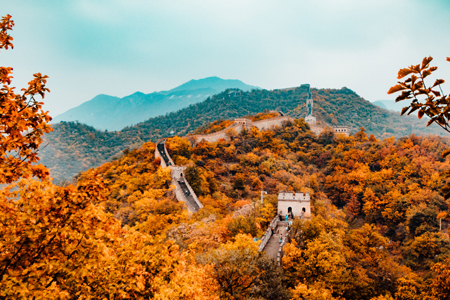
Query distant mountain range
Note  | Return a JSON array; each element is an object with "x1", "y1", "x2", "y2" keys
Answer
[
  {"x1": 40, "y1": 85, "x2": 447, "y2": 184},
  {"x1": 52, "y1": 77, "x2": 260, "y2": 131},
  {"x1": 372, "y1": 100, "x2": 406, "y2": 112}
]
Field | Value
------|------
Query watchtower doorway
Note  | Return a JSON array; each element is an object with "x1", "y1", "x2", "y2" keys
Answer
[{"x1": 288, "y1": 207, "x2": 292, "y2": 214}]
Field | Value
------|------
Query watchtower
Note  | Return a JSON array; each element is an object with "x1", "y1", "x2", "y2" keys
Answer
[{"x1": 278, "y1": 191, "x2": 311, "y2": 218}]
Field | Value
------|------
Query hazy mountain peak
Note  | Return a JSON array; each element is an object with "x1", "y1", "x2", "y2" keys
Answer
[
  {"x1": 169, "y1": 76, "x2": 260, "y2": 93},
  {"x1": 52, "y1": 77, "x2": 260, "y2": 131}
]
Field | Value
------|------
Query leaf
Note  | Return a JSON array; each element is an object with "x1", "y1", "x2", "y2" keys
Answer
[
  {"x1": 432, "y1": 79, "x2": 445, "y2": 88},
  {"x1": 418, "y1": 110, "x2": 424, "y2": 119},
  {"x1": 432, "y1": 90, "x2": 441, "y2": 97},
  {"x1": 421, "y1": 56, "x2": 433, "y2": 69},
  {"x1": 447, "y1": 57, "x2": 450, "y2": 62},
  {"x1": 422, "y1": 69, "x2": 432, "y2": 79},
  {"x1": 387, "y1": 84, "x2": 406, "y2": 94},
  {"x1": 397, "y1": 68, "x2": 415, "y2": 79},
  {"x1": 442, "y1": 148, "x2": 450, "y2": 158},
  {"x1": 401, "y1": 107, "x2": 409, "y2": 116},
  {"x1": 395, "y1": 91, "x2": 412, "y2": 102}
]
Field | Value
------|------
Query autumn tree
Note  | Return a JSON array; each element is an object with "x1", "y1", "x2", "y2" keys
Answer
[
  {"x1": 197, "y1": 234, "x2": 290, "y2": 300},
  {"x1": 0, "y1": 14, "x2": 52, "y2": 184},
  {"x1": 388, "y1": 56, "x2": 450, "y2": 199},
  {"x1": 0, "y1": 15, "x2": 220, "y2": 299}
]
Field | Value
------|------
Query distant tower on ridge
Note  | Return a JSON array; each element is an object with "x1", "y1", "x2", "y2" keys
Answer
[{"x1": 304, "y1": 84, "x2": 317, "y2": 125}]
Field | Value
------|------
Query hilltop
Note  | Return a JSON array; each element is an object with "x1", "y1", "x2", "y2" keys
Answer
[
  {"x1": 40, "y1": 85, "x2": 447, "y2": 183},
  {"x1": 51, "y1": 77, "x2": 260, "y2": 131}
]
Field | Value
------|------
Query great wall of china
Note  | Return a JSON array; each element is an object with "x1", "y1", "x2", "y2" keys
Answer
[
  {"x1": 188, "y1": 113, "x2": 293, "y2": 144},
  {"x1": 154, "y1": 85, "x2": 350, "y2": 263}
]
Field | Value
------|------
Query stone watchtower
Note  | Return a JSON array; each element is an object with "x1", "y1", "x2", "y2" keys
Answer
[{"x1": 278, "y1": 191, "x2": 311, "y2": 218}]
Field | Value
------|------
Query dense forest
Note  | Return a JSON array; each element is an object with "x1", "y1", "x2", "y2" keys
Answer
[
  {"x1": 41, "y1": 86, "x2": 446, "y2": 183},
  {"x1": 67, "y1": 116, "x2": 450, "y2": 299}
]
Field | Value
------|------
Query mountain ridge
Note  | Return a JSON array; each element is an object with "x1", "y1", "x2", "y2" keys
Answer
[
  {"x1": 52, "y1": 77, "x2": 260, "y2": 131},
  {"x1": 41, "y1": 85, "x2": 448, "y2": 184}
]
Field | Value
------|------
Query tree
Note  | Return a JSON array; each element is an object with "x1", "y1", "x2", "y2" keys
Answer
[
  {"x1": 388, "y1": 57, "x2": 450, "y2": 200},
  {"x1": 345, "y1": 191, "x2": 361, "y2": 218},
  {"x1": 0, "y1": 15, "x2": 221, "y2": 299},
  {"x1": 430, "y1": 258, "x2": 450, "y2": 299},
  {"x1": 388, "y1": 56, "x2": 450, "y2": 133},
  {"x1": 0, "y1": 14, "x2": 52, "y2": 184},
  {"x1": 197, "y1": 234, "x2": 290, "y2": 300}
]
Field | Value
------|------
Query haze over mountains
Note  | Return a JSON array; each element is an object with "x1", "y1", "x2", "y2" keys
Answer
[
  {"x1": 52, "y1": 77, "x2": 260, "y2": 131},
  {"x1": 372, "y1": 100, "x2": 404, "y2": 112}
]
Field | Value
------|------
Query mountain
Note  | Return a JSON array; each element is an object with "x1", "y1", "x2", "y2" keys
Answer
[
  {"x1": 40, "y1": 85, "x2": 448, "y2": 184},
  {"x1": 372, "y1": 100, "x2": 406, "y2": 112},
  {"x1": 51, "y1": 77, "x2": 260, "y2": 131}
]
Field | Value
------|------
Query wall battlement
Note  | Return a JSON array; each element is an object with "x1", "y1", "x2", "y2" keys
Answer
[{"x1": 278, "y1": 191, "x2": 310, "y2": 201}]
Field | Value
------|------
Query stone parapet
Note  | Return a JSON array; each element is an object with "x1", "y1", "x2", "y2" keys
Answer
[{"x1": 258, "y1": 216, "x2": 279, "y2": 252}]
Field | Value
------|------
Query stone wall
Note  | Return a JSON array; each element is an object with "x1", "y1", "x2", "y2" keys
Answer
[
  {"x1": 154, "y1": 139, "x2": 203, "y2": 213},
  {"x1": 277, "y1": 227, "x2": 290, "y2": 266},
  {"x1": 155, "y1": 139, "x2": 175, "y2": 167},
  {"x1": 333, "y1": 126, "x2": 350, "y2": 136},
  {"x1": 252, "y1": 116, "x2": 293, "y2": 131},
  {"x1": 190, "y1": 123, "x2": 244, "y2": 144},
  {"x1": 308, "y1": 124, "x2": 350, "y2": 137},
  {"x1": 170, "y1": 165, "x2": 203, "y2": 212},
  {"x1": 190, "y1": 115, "x2": 292, "y2": 145},
  {"x1": 258, "y1": 216, "x2": 279, "y2": 252}
]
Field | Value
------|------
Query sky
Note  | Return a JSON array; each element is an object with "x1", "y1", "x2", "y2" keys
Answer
[{"x1": 2, "y1": 0, "x2": 450, "y2": 117}]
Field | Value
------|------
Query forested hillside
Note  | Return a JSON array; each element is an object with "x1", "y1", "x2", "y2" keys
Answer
[
  {"x1": 72, "y1": 118, "x2": 450, "y2": 299},
  {"x1": 41, "y1": 85, "x2": 446, "y2": 183}
]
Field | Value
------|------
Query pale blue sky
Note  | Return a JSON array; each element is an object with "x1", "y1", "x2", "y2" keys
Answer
[{"x1": 3, "y1": 0, "x2": 450, "y2": 116}]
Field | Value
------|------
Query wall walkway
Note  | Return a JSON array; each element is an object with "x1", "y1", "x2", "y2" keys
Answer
[
  {"x1": 155, "y1": 139, "x2": 203, "y2": 213},
  {"x1": 189, "y1": 113, "x2": 293, "y2": 145}
]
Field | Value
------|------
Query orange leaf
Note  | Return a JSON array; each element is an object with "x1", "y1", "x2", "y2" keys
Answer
[
  {"x1": 397, "y1": 68, "x2": 415, "y2": 79},
  {"x1": 421, "y1": 56, "x2": 433, "y2": 69},
  {"x1": 442, "y1": 148, "x2": 450, "y2": 158},
  {"x1": 401, "y1": 107, "x2": 409, "y2": 116},
  {"x1": 418, "y1": 110, "x2": 424, "y2": 119},
  {"x1": 387, "y1": 84, "x2": 406, "y2": 94}
]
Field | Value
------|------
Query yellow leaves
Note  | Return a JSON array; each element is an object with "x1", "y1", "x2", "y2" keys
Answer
[
  {"x1": 166, "y1": 136, "x2": 192, "y2": 163},
  {"x1": 437, "y1": 211, "x2": 448, "y2": 219},
  {"x1": 153, "y1": 254, "x2": 220, "y2": 300},
  {"x1": 291, "y1": 282, "x2": 337, "y2": 300},
  {"x1": 223, "y1": 233, "x2": 259, "y2": 252},
  {"x1": 283, "y1": 231, "x2": 347, "y2": 289}
]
